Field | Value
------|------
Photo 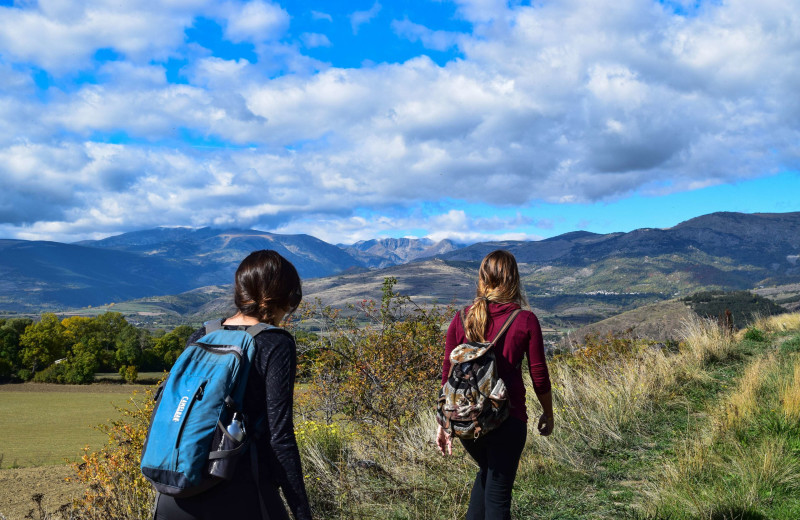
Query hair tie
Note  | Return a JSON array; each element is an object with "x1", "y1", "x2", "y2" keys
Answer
[{"x1": 476, "y1": 296, "x2": 489, "y2": 302}]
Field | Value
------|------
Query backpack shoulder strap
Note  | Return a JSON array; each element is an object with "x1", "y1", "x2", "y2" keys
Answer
[
  {"x1": 488, "y1": 309, "x2": 522, "y2": 347},
  {"x1": 204, "y1": 320, "x2": 280, "y2": 339},
  {"x1": 245, "y1": 323, "x2": 277, "y2": 338},
  {"x1": 459, "y1": 310, "x2": 468, "y2": 331},
  {"x1": 203, "y1": 318, "x2": 224, "y2": 333}
]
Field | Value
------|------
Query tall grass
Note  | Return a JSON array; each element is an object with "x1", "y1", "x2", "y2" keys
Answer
[
  {"x1": 526, "y1": 314, "x2": 739, "y2": 468},
  {"x1": 678, "y1": 314, "x2": 736, "y2": 374},
  {"x1": 780, "y1": 362, "x2": 800, "y2": 422},
  {"x1": 754, "y1": 312, "x2": 800, "y2": 334},
  {"x1": 718, "y1": 353, "x2": 777, "y2": 431},
  {"x1": 646, "y1": 327, "x2": 800, "y2": 519}
]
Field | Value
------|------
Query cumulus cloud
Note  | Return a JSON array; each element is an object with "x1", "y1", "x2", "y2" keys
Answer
[
  {"x1": 222, "y1": 0, "x2": 289, "y2": 43},
  {"x1": 2, "y1": 0, "x2": 800, "y2": 243},
  {"x1": 0, "y1": 0, "x2": 203, "y2": 72}
]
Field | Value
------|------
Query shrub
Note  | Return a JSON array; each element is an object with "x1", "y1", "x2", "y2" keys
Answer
[
  {"x1": 298, "y1": 278, "x2": 450, "y2": 444},
  {"x1": 743, "y1": 326, "x2": 767, "y2": 342},
  {"x1": 118, "y1": 365, "x2": 138, "y2": 384},
  {"x1": 68, "y1": 387, "x2": 156, "y2": 519}
]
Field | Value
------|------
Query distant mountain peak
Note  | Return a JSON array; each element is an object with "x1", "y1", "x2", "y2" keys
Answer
[{"x1": 342, "y1": 237, "x2": 463, "y2": 268}]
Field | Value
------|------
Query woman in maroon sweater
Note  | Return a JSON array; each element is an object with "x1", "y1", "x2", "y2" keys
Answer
[{"x1": 436, "y1": 250, "x2": 553, "y2": 520}]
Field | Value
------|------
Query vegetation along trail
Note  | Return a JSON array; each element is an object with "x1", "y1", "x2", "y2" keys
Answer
[
  {"x1": 3, "y1": 296, "x2": 800, "y2": 518},
  {"x1": 516, "y1": 313, "x2": 800, "y2": 519}
]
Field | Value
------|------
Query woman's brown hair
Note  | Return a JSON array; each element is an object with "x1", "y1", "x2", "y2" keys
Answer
[
  {"x1": 234, "y1": 250, "x2": 302, "y2": 325},
  {"x1": 464, "y1": 250, "x2": 526, "y2": 341}
]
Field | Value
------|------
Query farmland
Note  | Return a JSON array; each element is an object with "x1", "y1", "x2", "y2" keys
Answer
[{"x1": 0, "y1": 383, "x2": 149, "y2": 519}]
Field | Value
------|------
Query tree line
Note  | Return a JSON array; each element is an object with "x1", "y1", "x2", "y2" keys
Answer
[
  {"x1": 681, "y1": 290, "x2": 785, "y2": 329},
  {"x1": 0, "y1": 313, "x2": 195, "y2": 384}
]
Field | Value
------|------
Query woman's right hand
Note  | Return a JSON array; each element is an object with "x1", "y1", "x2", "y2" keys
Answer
[{"x1": 436, "y1": 425, "x2": 452, "y2": 456}]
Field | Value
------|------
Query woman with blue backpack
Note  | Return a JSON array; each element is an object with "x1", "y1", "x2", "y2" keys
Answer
[
  {"x1": 436, "y1": 249, "x2": 553, "y2": 520},
  {"x1": 151, "y1": 250, "x2": 312, "y2": 520}
]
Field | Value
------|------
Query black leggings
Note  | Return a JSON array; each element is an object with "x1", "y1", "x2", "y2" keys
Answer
[{"x1": 459, "y1": 417, "x2": 528, "y2": 520}]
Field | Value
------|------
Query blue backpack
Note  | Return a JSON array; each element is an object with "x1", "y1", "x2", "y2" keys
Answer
[{"x1": 140, "y1": 319, "x2": 272, "y2": 499}]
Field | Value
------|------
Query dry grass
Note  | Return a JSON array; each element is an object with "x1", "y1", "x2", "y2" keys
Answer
[
  {"x1": 780, "y1": 362, "x2": 800, "y2": 423},
  {"x1": 645, "y1": 319, "x2": 800, "y2": 519},
  {"x1": 526, "y1": 350, "x2": 665, "y2": 466},
  {"x1": 718, "y1": 353, "x2": 777, "y2": 431},
  {"x1": 527, "y1": 315, "x2": 741, "y2": 468},
  {"x1": 730, "y1": 437, "x2": 800, "y2": 504},
  {"x1": 654, "y1": 435, "x2": 800, "y2": 519},
  {"x1": 679, "y1": 314, "x2": 735, "y2": 370},
  {"x1": 754, "y1": 313, "x2": 800, "y2": 334}
]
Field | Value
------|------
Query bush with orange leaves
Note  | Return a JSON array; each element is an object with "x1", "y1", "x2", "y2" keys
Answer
[
  {"x1": 68, "y1": 387, "x2": 157, "y2": 520},
  {"x1": 298, "y1": 277, "x2": 451, "y2": 446}
]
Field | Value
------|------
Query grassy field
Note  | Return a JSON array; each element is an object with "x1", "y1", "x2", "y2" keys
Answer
[{"x1": 0, "y1": 383, "x2": 149, "y2": 468}]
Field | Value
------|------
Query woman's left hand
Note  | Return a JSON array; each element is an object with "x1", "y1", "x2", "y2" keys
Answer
[{"x1": 537, "y1": 414, "x2": 554, "y2": 436}]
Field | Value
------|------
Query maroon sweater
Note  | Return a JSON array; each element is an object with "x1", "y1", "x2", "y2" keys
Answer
[{"x1": 442, "y1": 302, "x2": 551, "y2": 423}]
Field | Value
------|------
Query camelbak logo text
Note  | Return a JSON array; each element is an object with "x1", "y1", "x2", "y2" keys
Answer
[{"x1": 172, "y1": 396, "x2": 189, "y2": 422}]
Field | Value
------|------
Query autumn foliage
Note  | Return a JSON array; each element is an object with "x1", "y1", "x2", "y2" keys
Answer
[
  {"x1": 68, "y1": 387, "x2": 157, "y2": 520},
  {"x1": 296, "y1": 277, "x2": 450, "y2": 443}
]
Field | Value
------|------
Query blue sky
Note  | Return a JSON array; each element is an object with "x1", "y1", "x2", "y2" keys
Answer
[{"x1": 0, "y1": 0, "x2": 798, "y2": 244}]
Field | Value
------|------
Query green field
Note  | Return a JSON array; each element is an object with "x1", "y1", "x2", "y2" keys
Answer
[{"x1": 0, "y1": 384, "x2": 149, "y2": 468}]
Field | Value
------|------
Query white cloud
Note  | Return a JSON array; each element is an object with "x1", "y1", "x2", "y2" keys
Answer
[
  {"x1": 349, "y1": 2, "x2": 381, "y2": 34},
  {"x1": 273, "y1": 210, "x2": 541, "y2": 245},
  {"x1": 311, "y1": 10, "x2": 333, "y2": 22},
  {"x1": 300, "y1": 32, "x2": 332, "y2": 48},
  {"x1": 392, "y1": 18, "x2": 461, "y2": 51},
  {"x1": 3, "y1": 0, "x2": 800, "y2": 243},
  {"x1": 222, "y1": 0, "x2": 289, "y2": 43},
  {"x1": 0, "y1": 1, "x2": 202, "y2": 72}
]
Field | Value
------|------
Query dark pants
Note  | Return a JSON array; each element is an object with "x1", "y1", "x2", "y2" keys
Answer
[
  {"x1": 153, "y1": 454, "x2": 289, "y2": 520},
  {"x1": 460, "y1": 417, "x2": 527, "y2": 520},
  {"x1": 154, "y1": 481, "x2": 289, "y2": 520}
]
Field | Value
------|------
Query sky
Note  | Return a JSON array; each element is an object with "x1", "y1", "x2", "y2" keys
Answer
[{"x1": 0, "y1": 0, "x2": 799, "y2": 245}]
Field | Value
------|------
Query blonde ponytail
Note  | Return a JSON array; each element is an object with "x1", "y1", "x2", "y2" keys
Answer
[{"x1": 463, "y1": 250, "x2": 525, "y2": 341}]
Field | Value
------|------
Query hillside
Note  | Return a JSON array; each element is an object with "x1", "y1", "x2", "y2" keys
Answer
[
  {"x1": 0, "y1": 239, "x2": 194, "y2": 310},
  {"x1": 80, "y1": 227, "x2": 363, "y2": 283},
  {"x1": 439, "y1": 211, "x2": 800, "y2": 289},
  {"x1": 563, "y1": 299, "x2": 695, "y2": 344},
  {"x1": 2, "y1": 211, "x2": 800, "y2": 317}
]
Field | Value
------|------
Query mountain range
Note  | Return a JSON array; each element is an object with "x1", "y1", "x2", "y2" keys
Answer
[{"x1": 1, "y1": 212, "x2": 799, "y2": 326}]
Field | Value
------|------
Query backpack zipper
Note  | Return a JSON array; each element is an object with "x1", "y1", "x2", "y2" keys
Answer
[{"x1": 174, "y1": 380, "x2": 208, "y2": 451}]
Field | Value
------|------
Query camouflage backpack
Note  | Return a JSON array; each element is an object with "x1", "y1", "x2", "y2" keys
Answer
[{"x1": 437, "y1": 309, "x2": 521, "y2": 439}]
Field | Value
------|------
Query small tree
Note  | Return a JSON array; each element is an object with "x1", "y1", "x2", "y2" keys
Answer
[
  {"x1": 301, "y1": 278, "x2": 449, "y2": 443},
  {"x1": 20, "y1": 313, "x2": 67, "y2": 375}
]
